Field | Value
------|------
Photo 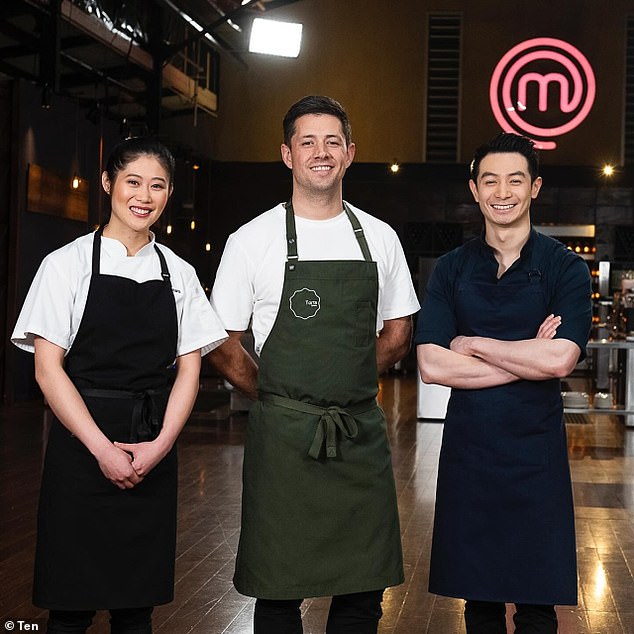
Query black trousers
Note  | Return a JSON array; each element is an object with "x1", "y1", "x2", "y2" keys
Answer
[
  {"x1": 464, "y1": 601, "x2": 558, "y2": 634},
  {"x1": 46, "y1": 607, "x2": 153, "y2": 634},
  {"x1": 254, "y1": 589, "x2": 384, "y2": 634}
]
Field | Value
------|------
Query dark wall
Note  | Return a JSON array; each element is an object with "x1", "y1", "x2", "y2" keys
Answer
[
  {"x1": 176, "y1": 160, "x2": 634, "y2": 288},
  {"x1": 5, "y1": 81, "x2": 120, "y2": 403},
  {"x1": 0, "y1": 81, "x2": 12, "y2": 404}
]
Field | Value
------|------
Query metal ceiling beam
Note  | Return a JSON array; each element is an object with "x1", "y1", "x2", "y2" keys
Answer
[
  {"x1": 258, "y1": 0, "x2": 303, "y2": 10},
  {"x1": 59, "y1": 51, "x2": 145, "y2": 98},
  {"x1": 0, "y1": 0, "x2": 219, "y2": 120},
  {"x1": 60, "y1": 0, "x2": 154, "y2": 72},
  {"x1": 39, "y1": 0, "x2": 61, "y2": 92},
  {"x1": 157, "y1": 0, "x2": 249, "y2": 66},
  {"x1": 0, "y1": 59, "x2": 38, "y2": 82},
  {"x1": 60, "y1": 0, "x2": 218, "y2": 113},
  {"x1": 159, "y1": 0, "x2": 304, "y2": 65},
  {"x1": 0, "y1": 44, "x2": 37, "y2": 59},
  {"x1": 59, "y1": 62, "x2": 149, "y2": 90},
  {"x1": 0, "y1": 14, "x2": 38, "y2": 48},
  {"x1": 0, "y1": 35, "x2": 93, "y2": 61}
]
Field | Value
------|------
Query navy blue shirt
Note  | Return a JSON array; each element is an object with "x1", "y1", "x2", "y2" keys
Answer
[{"x1": 414, "y1": 228, "x2": 592, "y2": 358}]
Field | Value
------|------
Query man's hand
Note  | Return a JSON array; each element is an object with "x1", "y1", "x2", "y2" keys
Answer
[
  {"x1": 449, "y1": 336, "x2": 472, "y2": 356},
  {"x1": 536, "y1": 314, "x2": 561, "y2": 339}
]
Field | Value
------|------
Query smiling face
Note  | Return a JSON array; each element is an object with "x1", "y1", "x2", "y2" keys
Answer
[
  {"x1": 469, "y1": 152, "x2": 542, "y2": 231},
  {"x1": 102, "y1": 154, "x2": 172, "y2": 237},
  {"x1": 280, "y1": 113, "x2": 355, "y2": 199}
]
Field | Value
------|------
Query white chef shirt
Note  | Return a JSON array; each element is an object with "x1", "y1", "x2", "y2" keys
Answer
[
  {"x1": 210, "y1": 202, "x2": 420, "y2": 356},
  {"x1": 12, "y1": 231, "x2": 228, "y2": 357}
]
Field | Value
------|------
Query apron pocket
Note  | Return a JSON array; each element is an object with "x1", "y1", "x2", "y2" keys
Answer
[{"x1": 355, "y1": 300, "x2": 372, "y2": 347}]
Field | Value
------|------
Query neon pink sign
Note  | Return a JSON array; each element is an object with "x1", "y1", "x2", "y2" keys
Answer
[{"x1": 489, "y1": 38, "x2": 596, "y2": 150}]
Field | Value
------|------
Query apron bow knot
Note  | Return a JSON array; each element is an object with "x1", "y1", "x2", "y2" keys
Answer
[
  {"x1": 259, "y1": 393, "x2": 376, "y2": 461},
  {"x1": 130, "y1": 390, "x2": 163, "y2": 442},
  {"x1": 309, "y1": 406, "x2": 359, "y2": 460},
  {"x1": 76, "y1": 387, "x2": 168, "y2": 442}
]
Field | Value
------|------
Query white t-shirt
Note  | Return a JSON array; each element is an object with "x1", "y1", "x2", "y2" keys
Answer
[
  {"x1": 12, "y1": 231, "x2": 228, "y2": 357},
  {"x1": 210, "y1": 202, "x2": 420, "y2": 356}
]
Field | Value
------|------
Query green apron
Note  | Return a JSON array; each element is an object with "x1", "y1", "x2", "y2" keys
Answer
[{"x1": 233, "y1": 202, "x2": 404, "y2": 600}]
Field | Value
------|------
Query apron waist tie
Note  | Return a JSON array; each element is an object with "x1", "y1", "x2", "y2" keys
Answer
[
  {"x1": 259, "y1": 393, "x2": 376, "y2": 460},
  {"x1": 77, "y1": 387, "x2": 170, "y2": 442}
]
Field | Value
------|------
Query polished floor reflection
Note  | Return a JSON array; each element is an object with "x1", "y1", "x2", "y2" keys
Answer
[{"x1": 1, "y1": 374, "x2": 633, "y2": 633}]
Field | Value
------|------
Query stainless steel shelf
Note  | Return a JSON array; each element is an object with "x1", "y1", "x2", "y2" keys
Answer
[
  {"x1": 584, "y1": 340, "x2": 634, "y2": 426},
  {"x1": 564, "y1": 407, "x2": 634, "y2": 415},
  {"x1": 586, "y1": 339, "x2": 634, "y2": 349}
]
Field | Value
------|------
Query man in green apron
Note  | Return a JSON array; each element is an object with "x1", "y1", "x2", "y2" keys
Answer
[{"x1": 209, "y1": 95, "x2": 420, "y2": 633}]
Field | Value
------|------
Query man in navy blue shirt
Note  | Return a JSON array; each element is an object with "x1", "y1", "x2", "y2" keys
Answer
[{"x1": 416, "y1": 133, "x2": 592, "y2": 634}]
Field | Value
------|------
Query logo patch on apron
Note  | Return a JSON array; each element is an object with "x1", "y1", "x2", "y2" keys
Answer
[{"x1": 289, "y1": 288, "x2": 321, "y2": 319}]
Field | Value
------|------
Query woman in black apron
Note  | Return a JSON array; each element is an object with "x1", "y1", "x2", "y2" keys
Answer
[{"x1": 13, "y1": 138, "x2": 226, "y2": 633}]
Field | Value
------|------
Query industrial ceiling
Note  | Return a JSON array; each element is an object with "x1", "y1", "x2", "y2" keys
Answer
[{"x1": 0, "y1": 0, "x2": 303, "y2": 132}]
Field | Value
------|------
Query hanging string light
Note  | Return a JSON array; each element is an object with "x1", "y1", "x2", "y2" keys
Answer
[
  {"x1": 205, "y1": 159, "x2": 212, "y2": 254},
  {"x1": 71, "y1": 101, "x2": 82, "y2": 190},
  {"x1": 190, "y1": 160, "x2": 197, "y2": 231}
]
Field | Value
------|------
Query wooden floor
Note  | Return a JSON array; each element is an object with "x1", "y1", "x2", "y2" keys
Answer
[{"x1": 1, "y1": 374, "x2": 634, "y2": 633}]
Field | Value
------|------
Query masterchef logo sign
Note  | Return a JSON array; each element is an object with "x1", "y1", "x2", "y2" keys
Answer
[{"x1": 489, "y1": 38, "x2": 596, "y2": 150}]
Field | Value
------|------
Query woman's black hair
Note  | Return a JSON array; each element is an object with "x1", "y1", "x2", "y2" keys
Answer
[{"x1": 104, "y1": 137, "x2": 176, "y2": 186}]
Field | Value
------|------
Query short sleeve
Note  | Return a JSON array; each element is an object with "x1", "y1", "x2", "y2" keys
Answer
[
  {"x1": 378, "y1": 236, "x2": 421, "y2": 323},
  {"x1": 414, "y1": 254, "x2": 458, "y2": 348},
  {"x1": 210, "y1": 233, "x2": 256, "y2": 331},
  {"x1": 548, "y1": 251, "x2": 592, "y2": 360},
  {"x1": 11, "y1": 252, "x2": 76, "y2": 353},
  {"x1": 177, "y1": 266, "x2": 228, "y2": 357}
]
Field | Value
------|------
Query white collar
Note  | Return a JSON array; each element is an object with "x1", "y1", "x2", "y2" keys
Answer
[{"x1": 99, "y1": 231, "x2": 157, "y2": 258}]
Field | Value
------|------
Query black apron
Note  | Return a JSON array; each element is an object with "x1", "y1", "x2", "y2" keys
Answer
[
  {"x1": 33, "y1": 228, "x2": 179, "y2": 610},
  {"x1": 233, "y1": 203, "x2": 404, "y2": 599},
  {"x1": 429, "y1": 237, "x2": 577, "y2": 605}
]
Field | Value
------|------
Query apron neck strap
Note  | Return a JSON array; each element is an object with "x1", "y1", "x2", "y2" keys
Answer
[
  {"x1": 154, "y1": 245, "x2": 171, "y2": 282},
  {"x1": 284, "y1": 201, "x2": 300, "y2": 262},
  {"x1": 92, "y1": 225, "x2": 104, "y2": 274},
  {"x1": 92, "y1": 225, "x2": 170, "y2": 282},
  {"x1": 343, "y1": 203, "x2": 373, "y2": 262},
  {"x1": 283, "y1": 200, "x2": 373, "y2": 263}
]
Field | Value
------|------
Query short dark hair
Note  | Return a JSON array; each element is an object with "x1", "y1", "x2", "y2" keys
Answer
[
  {"x1": 104, "y1": 137, "x2": 176, "y2": 187},
  {"x1": 470, "y1": 132, "x2": 539, "y2": 182},
  {"x1": 282, "y1": 95, "x2": 352, "y2": 146}
]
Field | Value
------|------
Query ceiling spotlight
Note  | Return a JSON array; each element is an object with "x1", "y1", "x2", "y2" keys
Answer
[
  {"x1": 389, "y1": 161, "x2": 400, "y2": 174},
  {"x1": 249, "y1": 18, "x2": 303, "y2": 58}
]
